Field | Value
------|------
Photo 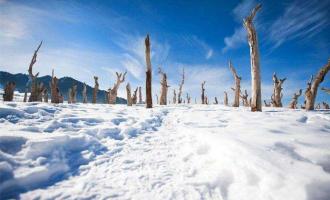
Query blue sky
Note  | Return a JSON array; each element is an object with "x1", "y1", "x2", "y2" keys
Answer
[{"x1": 0, "y1": 0, "x2": 329, "y2": 105}]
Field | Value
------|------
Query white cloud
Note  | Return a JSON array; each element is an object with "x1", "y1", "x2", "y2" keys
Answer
[
  {"x1": 182, "y1": 35, "x2": 214, "y2": 60},
  {"x1": 233, "y1": 0, "x2": 257, "y2": 22},
  {"x1": 269, "y1": 0, "x2": 329, "y2": 49},
  {"x1": 222, "y1": 27, "x2": 247, "y2": 52}
]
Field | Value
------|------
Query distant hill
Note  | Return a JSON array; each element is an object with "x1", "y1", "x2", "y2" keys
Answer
[{"x1": 0, "y1": 71, "x2": 126, "y2": 104}]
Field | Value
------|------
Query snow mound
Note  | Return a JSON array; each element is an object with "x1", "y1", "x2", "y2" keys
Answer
[{"x1": 0, "y1": 102, "x2": 330, "y2": 200}]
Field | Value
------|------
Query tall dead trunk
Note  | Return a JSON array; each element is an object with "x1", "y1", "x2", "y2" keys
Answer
[
  {"x1": 28, "y1": 41, "x2": 43, "y2": 102},
  {"x1": 271, "y1": 73, "x2": 286, "y2": 107},
  {"x1": 305, "y1": 59, "x2": 330, "y2": 110},
  {"x1": 224, "y1": 91, "x2": 228, "y2": 106},
  {"x1": 288, "y1": 89, "x2": 302, "y2": 109},
  {"x1": 240, "y1": 90, "x2": 249, "y2": 107},
  {"x1": 186, "y1": 93, "x2": 191, "y2": 104},
  {"x1": 138, "y1": 86, "x2": 142, "y2": 104},
  {"x1": 68, "y1": 84, "x2": 77, "y2": 104},
  {"x1": 229, "y1": 61, "x2": 241, "y2": 107},
  {"x1": 132, "y1": 87, "x2": 138, "y2": 104},
  {"x1": 126, "y1": 83, "x2": 132, "y2": 106},
  {"x1": 50, "y1": 69, "x2": 61, "y2": 103},
  {"x1": 82, "y1": 83, "x2": 87, "y2": 103},
  {"x1": 145, "y1": 34, "x2": 153, "y2": 108},
  {"x1": 109, "y1": 71, "x2": 127, "y2": 104},
  {"x1": 93, "y1": 76, "x2": 99, "y2": 104},
  {"x1": 173, "y1": 89, "x2": 177, "y2": 104},
  {"x1": 244, "y1": 4, "x2": 262, "y2": 112},
  {"x1": 178, "y1": 68, "x2": 185, "y2": 104},
  {"x1": 159, "y1": 67, "x2": 169, "y2": 105},
  {"x1": 3, "y1": 82, "x2": 16, "y2": 101},
  {"x1": 201, "y1": 81, "x2": 206, "y2": 104},
  {"x1": 214, "y1": 97, "x2": 218, "y2": 104}
]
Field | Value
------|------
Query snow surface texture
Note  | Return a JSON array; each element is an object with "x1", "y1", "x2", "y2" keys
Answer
[{"x1": 0, "y1": 103, "x2": 330, "y2": 200}]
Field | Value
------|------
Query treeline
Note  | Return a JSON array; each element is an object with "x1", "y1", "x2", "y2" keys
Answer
[{"x1": 2, "y1": 4, "x2": 330, "y2": 111}]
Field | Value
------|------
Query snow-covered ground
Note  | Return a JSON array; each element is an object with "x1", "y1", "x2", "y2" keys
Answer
[{"x1": 0, "y1": 102, "x2": 330, "y2": 200}]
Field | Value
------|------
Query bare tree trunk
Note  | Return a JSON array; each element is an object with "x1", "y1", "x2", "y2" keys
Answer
[
  {"x1": 264, "y1": 100, "x2": 271, "y2": 107},
  {"x1": 214, "y1": 97, "x2": 218, "y2": 104},
  {"x1": 201, "y1": 81, "x2": 206, "y2": 104},
  {"x1": 82, "y1": 83, "x2": 87, "y2": 103},
  {"x1": 173, "y1": 89, "x2": 176, "y2": 104},
  {"x1": 138, "y1": 86, "x2": 142, "y2": 104},
  {"x1": 50, "y1": 69, "x2": 61, "y2": 103},
  {"x1": 205, "y1": 96, "x2": 208, "y2": 105},
  {"x1": 132, "y1": 87, "x2": 138, "y2": 104},
  {"x1": 69, "y1": 84, "x2": 77, "y2": 103},
  {"x1": 323, "y1": 102, "x2": 329, "y2": 109},
  {"x1": 23, "y1": 88, "x2": 28, "y2": 102},
  {"x1": 159, "y1": 67, "x2": 169, "y2": 105},
  {"x1": 229, "y1": 61, "x2": 241, "y2": 107},
  {"x1": 224, "y1": 91, "x2": 228, "y2": 106},
  {"x1": 321, "y1": 87, "x2": 330, "y2": 94},
  {"x1": 288, "y1": 89, "x2": 302, "y2": 109},
  {"x1": 305, "y1": 59, "x2": 330, "y2": 110},
  {"x1": 68, "y1": 88, "x2": 72, "y2": 104},
  {"x1": 28, "y1": 41, "x2": 43, "y2": 102},
  {"x1": 271, "y1": 73, "x2": 286, "y2": 107},
  {"x1": 43, "y1": 88, "x2": 48, "y2": 103},
  {"x1": 93, "y1": 76, "x2": 99, "y2": 104},
  {"x1": 145, "y1": 34, "x2": 153, "y2": 108},
  {"x1": 186, "y1": 93, "x2": 191, "y2": 104},
  {"x1": 109, "y1": 71, "x2": 127, "y2": 104},
  {"x1": 244, "y1": 4, "x2": 262, "y2": 112},
  {"x1": 3, "y1": 82, "x2": 16, "y2": 101},
  {"x1": 240, "y1": 89, "x2": 249, "y2": 107},
  {"x1": 126, "y1": 83, "x2": 132, "y2": 106},
  {"x1": 178, "y1": 68, "x2": 185, "y2": 104}
]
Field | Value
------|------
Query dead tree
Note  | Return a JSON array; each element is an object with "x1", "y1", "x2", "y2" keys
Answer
[
  {"x1": 43, "y1": 88, "x2": 48, "y2": 103},
  {"x1": 126, "y1": 83, "x2": 132, "y2": 106},
  {"x1": 322, "y1": 102, "x2": 329, "y2": 109},
  {"x1": 145, "y1": 34, "x2": 153, "y2": 108},
  {"x1": 305, "y1": 59, "x2": 330, "y2": 110},
  {"x1": 109, "y1": 71, "x2": 127, "y2": 104},
  {"x1": 37, "y1": 83, "x2": 46, "y2": 102},
  {"x1": 23, "y1": 88, "x2": 28, "y2": 102},
  {"x1": 201, "y1": 81, "x2": 206, "y2": 104},
  {"x1": 68, "y1": 84, "x2": 77, "y2": 103},
  {"x1": 316, "y1": 103, "x2": 321, "y2": 109},
  {"x1": 321, "y1": 87, "x2": 330, "y2": 94},
  {"x1": 214, "y1": 97, "x2": 218, "y2": 104},
  {"x1": 178, "y1": 68, "x2": 185, "y2": 104},
  {"x1": 50, "y1": 70, "x2": 61, "y2": 103},
  {"x1": 159, "y1": 67, "x2": 169, "y2": 105},
  {"x1": 288, "y1": 89, "x2": 302, "y2": 109},
  {"x1": 3, "y1": 82, "x2": 16, "y2": 101},
  {"x1": 264, "y1": 100, "x2": 271, "y2": 107},
  {"x1": 244, "y1": 4, "x2": 262, "y2": 112},
  {"x1": 186, "y1": 93, "x2": 191, "y2": 104},
  {"x1": 205, "y1": 96, "x2": 209, "y2": 105},
  {"x1": 240, "y1": 90, "x2": 249, "y2": 107},
  {"x1": 173, "y1": 89, "x2": 177, "y2": 104},
  {"x1": 229, "y1": 61, "x2": 241, "y2": 107},
  {"x1": 132, "y1": 87, "x2": 138, "y2": 104},
  {"x1": 82, "y1": 83, "x2": 87, "y2": 103},
  {"x1": 138, "y1": 86, "x2": 142, "y2": 104},
  {"x1": 271, "y1": 73, "x2": 286, "y2": 107},
  {"x1": 28, "y1": 41, "x2": 43, "y2": 102},
  {"x1": 224, "y1": 91, "x2": 228, "y2": 106},
  {"x1": 93, "y1": 76, "x2": 99, "y2": 104}
]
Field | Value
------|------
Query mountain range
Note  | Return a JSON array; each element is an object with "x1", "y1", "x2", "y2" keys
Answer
[{"x1": 0, "y1": 71, "x2": 127, "y2": 104}]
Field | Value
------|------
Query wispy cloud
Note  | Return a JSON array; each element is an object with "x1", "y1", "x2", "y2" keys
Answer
[
  {"x1": 269, "y1": 0, "x2": 329, "y2": 49},
  {"x1": 182, "y1": 35, "x2": 214, "y2": 60}
]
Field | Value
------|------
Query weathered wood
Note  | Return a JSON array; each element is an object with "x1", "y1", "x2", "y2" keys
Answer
[
  {"x1": 173, "y1": 89, "x2": 177, "y2": 104},
  {"x1": 288, "y1": 89, "x2": 302, "y2": 109},
  {"x1": 43, "y1": 88, "x2": 48, "y2": 103},
  {"x1": 305, "y1": 59, "x2": 330, "y2": 110},
  {"x1": 159, "y1": 67, "x2": 169, "y2": 105},
  {"x1": 186, "y1": 93, "x2": 191, "y2": 104},
  {"x1": 82, "y1": 83, "x2": 87, "y2": 103},
  {"x1": 271, "y1": 73, "x2": 286, "y2": 107},
  {"x1": 109, "y1": 71, "x2": 127, "y2": 104},
  {"x1": 224, "y1": 91, "x2": 228, "y2": 106},
  {"x1": 214, "y1": 97, "x2": 218, "y2": 104},
  {"x1": 323, "y1": 102, "x2": 329, "y2": 109},
  {"x1": 68, "y1": 84, "x2": 77, "y2": 104},
  {"x1": 145, "y1": 34, "x2": 153, "y2": 108},
  {"x1": 243, "y1": 4, "x2": 262, "y2": 112},
  {"x1": 229, "y1": 61, "x2": 241, "y2": 107},
  {"x1": 132, "y1": 87, "x2": 138, "y2": 104},
  {"x1": 201, "y1": 81, "x2": 206, "y2": 104},
  {"x1": 3, "y1": 82, "x2": 16, "y2": 101},
  {"x1": 93, "y1": 76, "x2": 99, "y2": 104},
  {"x1": 138, "y1": 86, "x2": 142, "y2": 104},
  {"x1": 50, "y1": 69, "x2": 61, "y2": 103},
  {"x1": 240, "y1": 89, "x2": 249, "y2": 107},
  {"x1": 126, "y1": 83, "x2": 132, "y2": 106},
  {"x1": 178, "y1": 68, "x2": 185, "y2": 104},
  {"x1": 28, "y1": 41, "x2": 43, "y2": 102}
]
